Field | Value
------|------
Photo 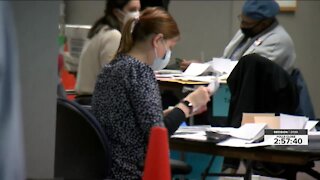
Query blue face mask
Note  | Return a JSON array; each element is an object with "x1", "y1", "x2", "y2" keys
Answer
[{"x1": 151, "y1": 40, "x2": 171, "y2": 71}]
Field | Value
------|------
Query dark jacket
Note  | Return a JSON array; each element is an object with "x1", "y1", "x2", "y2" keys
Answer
[{"x1": 227, "y1": 53, "x2": 298, "y2": 128}]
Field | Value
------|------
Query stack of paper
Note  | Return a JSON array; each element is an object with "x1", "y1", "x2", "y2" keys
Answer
[{"x1": 207, "y1": 123, "x2": 267, "y2": 142}]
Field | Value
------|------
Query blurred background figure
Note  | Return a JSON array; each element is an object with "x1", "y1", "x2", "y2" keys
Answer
[
  {"x1": 0, "y1": 1, "x2": 25, "y2": 180},
  {"x1": 75, "y1": 0, "x2": 140, "y2": 105},
  {"x1": 140, "y1": 0, "x2": 170, "y2": 10}
]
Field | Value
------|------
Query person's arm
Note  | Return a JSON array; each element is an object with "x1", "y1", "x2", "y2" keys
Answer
[
  {"x1": 127, "y1": 68, "x2": 164, "y2": 139},
  {"x1": 163, "y1": 86, "x2": 211, "y2": 135},
  {"x1": 99, "y1": 29, "x2": 121, "y2": 67}
]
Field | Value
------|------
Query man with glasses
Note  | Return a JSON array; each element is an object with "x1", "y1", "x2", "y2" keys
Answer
[
  {"x1": 223, "y1": 0, "x2": 298, "y2": 176},
  {"x1": 222, "y1": 0, "x2": 295, "y2": 74},
  {"x1": 180, "y1": 0, "x2": 296, "y2": 74}
]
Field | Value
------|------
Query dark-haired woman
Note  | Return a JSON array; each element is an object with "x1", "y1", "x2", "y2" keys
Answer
[{"x1": 75, "y1": 0, "x2": 140, "y2": 102}]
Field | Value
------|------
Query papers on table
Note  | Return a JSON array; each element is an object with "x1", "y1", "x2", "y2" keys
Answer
[
  {"x1": 174, "y1": 76, "x2": 216, "y2": 83},
  {"x1": 207, "y1": 123, "x2": 267, "y2": 142},
  {"x1": 172, "y1": 124, "x2": 270, "y2": 148},
  {"x1": 180, "y1": 58, "x2": 238, "y2": 77},
  {"x1": 182, "y1": 63, "x2": 212, "y2": 76},
  {"x1": 172, "y1": 125, "x2": 210, "y2": 141},
  {"x1": 171, "y1": 114, "x2": 320, "y2": 148},
  {"x1": 156, "y1": 57, "x2": 238, "y2": 85},
  {"x1": 156, "y1": 69, "x2": 183, "y2": 74},
  {"x1": 155, "y1": 69, "x2": 183, "y2": 78},
  {"x1": 217, "y1": 136, "x2": 274, "y2": 148}
]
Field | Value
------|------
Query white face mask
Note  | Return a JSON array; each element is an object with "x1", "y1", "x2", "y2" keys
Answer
[
  {"x1": 151, "y1": 40, "x2": 172, "y2": 71},
  {"x1": 121, "y1": 10, "x2": 140, "y2": 25}
]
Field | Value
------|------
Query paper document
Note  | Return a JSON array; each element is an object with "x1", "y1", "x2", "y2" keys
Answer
[
  {"x1": 230, "y1": 123, "x2": 267, "y2": 141},
  {"x1": 207, "y1": 123, "x2": 266, "y2": 141},
  {"x1": 174, "y1": 76, "x2": 215, "y2": 82},
  {"x1": 155, "y1": 69, "x2": 183, "y2": 74},
  {"x1": 210, "y1": 58, "x2": 238, "y2": 74},
  {"x1": 174, "y1": 125, "x2": 211, "y2": 134},
  {"x1": 183, "y1": 63, "x2": 211, "y2": 76},
  {"x1": 305, "y1": 120, "x2": 318, "y2": 131},
  {"x1": 171, "y1": 131, "x2": 207, "y2": 141},
  {"x1": 280, "y1": 114, "x2": 308, "y2": 129}
]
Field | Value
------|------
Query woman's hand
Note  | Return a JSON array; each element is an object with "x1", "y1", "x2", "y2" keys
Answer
[
  {"x1": 184, "y1": 86, "x2": 210, "y2": 111},
  {"x1": 176, "y1": 86, "x2": 210, "y2": 117}
]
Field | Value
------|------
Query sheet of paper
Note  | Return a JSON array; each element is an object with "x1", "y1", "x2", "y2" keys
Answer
[
  {"x1": 175, "y1": 125, "x2": 211, "y2": 134},
  {"x1": 242, "y1": 113, "x2": 275, "y2": 124},
  {"x1": 206, "y1": 127, "x2": 237, "y2": 135},
  {"x1": 254, "y1": 116, "x2": 280, "y2": 129},
  {"x1": 280, "y1": 114, "x2": 308, "y2": 129},
  {"x1": 230, "y1": 123, "x2": 267, "y2": 140},
  {"x1": 305, "y1": 120, "x2": 318, "y2": 131},
  {"x1": 183, "y1": 63, "x2": 211, "y2": 76},
  {"x1": 208, "y1": 123, "x2": 266, "y2": 141},
  {"x1": 155, "y1": 69, "x2": 183, "y2": 74},
  {"x1": 210, "y1": 58, "x2": 238, "y2": 74},
  {"x1": 174, "y1": 76, "x2": 216, "y2": 82},
  {"x1": 171, "y1": 131, "x2": 207, "y2": 141}
]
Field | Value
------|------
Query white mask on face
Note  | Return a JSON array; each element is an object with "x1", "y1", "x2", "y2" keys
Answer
[
  {"x1": 121, "y1": 10, "x2": 140, "y2": 25},
  {"x1": 151, "y1": 40, "x2": 172, "y2": 71}
]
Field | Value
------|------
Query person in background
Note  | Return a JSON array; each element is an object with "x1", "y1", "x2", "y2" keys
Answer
[
  {"x1": 180, "y1": 0, "x2": 296, "y2": 74},
  {"x1": 0, "y1": 1, "x2": 25, "y2": 179},
  {"x1": 92, "y1": 7, "x2": 212, "y2": 179},
  {"x1": 179, "y1": 0, "x2": 298, "y2": 176},
  {"x1": 75, "y1": 0, "x2": 140, "y2": 104},
  {"x1": 140, "y1": 0, "x2": 170, "y2": 10}
]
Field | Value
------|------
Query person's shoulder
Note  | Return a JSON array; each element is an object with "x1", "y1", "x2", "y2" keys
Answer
[
  {"x1": 118, "y1": 54, "x2": 154, "y2": 77},
  {"x1": 99, "y1": 25, "x2": 121, "y2": 39},
  {"x1": 261, "y1": 24, "x2": 292, "y2": 43}
]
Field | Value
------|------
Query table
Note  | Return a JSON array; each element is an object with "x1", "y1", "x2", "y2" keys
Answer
[{"x1": 170, "y1": 137, "x2": 320, "y2": 179}]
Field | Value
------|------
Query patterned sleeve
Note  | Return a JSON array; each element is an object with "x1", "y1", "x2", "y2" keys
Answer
[{"x1": 126, "y1": 66, "x2": 164, "y2": 139}]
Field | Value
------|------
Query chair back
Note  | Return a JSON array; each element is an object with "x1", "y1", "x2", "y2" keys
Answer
[
  {"x1": 54, "y1": 98, "x2": 111, "y2": 179},
  {"x1": 291, "y1": 68, "x2": 315, "y2": 119}
]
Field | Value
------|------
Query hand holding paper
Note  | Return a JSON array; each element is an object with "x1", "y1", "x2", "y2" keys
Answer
[{"x1": 207, "y1": 79, "x2": 220, "y2": 96}]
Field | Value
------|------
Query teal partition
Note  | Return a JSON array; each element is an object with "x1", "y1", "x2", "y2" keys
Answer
[
  {"x1": 213, "y1": 84, "x2": 230, "y2": 117},
  {"x1": 171, "y1": 151, "x2": 223, "y2": 180}
]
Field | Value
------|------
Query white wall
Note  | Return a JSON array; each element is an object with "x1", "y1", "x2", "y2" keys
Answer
[{"x1": 12, "y1": 1, "x2": 59, "y2": 178}]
